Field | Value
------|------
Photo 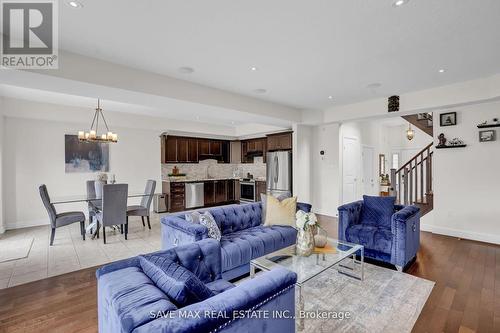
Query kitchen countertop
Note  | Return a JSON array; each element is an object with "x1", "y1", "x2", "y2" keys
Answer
[{"x1": 164, "y1": 177, "x2": 266, "y2": 183}]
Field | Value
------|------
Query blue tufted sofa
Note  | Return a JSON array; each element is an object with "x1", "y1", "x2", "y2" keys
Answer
[
  {"x1": 161, "y1": 202, "x2": 311, "y2": 280},
  {"x1": 97, "y1": 238, "x2": 297, "y2": 333},
  {"x1": 338, "y1": 196, "x2": 420, "y2": 271}
]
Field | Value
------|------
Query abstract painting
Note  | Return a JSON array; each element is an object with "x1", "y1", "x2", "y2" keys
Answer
[{"x1": 65, "y1": 135, "x2": 109, "y2": 173}]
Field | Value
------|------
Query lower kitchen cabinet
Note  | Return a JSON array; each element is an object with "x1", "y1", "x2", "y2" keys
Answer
[
  {"x1": 204, "y1": 181, "x2": 215, "y2": 206},
  {"x1": 215, "y1": 180, "x2": 227, "y2": 204},
  {"x1": 255, "y1": 181, "x2": 267, "y2": 201}
]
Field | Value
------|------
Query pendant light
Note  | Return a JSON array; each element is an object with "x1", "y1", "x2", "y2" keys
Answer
[
  {"x1": 406, "y1": 123, "x2": 415, "y2": 141},
  {"x1": 78, "y1": 99, "x2": 118, "y2": 143}
]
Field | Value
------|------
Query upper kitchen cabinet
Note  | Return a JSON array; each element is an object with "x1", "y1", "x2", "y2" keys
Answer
[
  {"x1": 267, "y1": 132, "x2": 292, "y2": 151},
  {"x1": 161, "y1": 135, "x2": 229, "y2": 164},
  {"x1": 240, "y1": 137, "x2": 267, "y2": 163}
]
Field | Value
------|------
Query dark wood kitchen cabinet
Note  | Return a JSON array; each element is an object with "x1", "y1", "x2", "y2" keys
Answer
[
  {"x1": 267, "y1": 132, "x2": 292, "y2": 151},
  {"x1": 168, "y1": 182, "x2": 185, "y2": 212},
  {"x1": 204, "y1": 181, "x2": 215, "y2": 205},
  {"x1": 164, "y1": 136, "x2": 178, "y2": 163},
  {"x1": 162, "y1": 135, "x2": 229, "y2": 163},
  {"x1": 255, "y1": 181, "x2": 267, "y2": 201},
  {"x1": 215, "y1": 180, "x2": 227, "y2": 204},
  {"x1": 241, "y1": 137, "x2": 267, "y2": 163}
]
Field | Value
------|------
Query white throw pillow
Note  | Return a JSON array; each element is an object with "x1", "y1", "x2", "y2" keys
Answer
[{"x1": 185, "y1": 211, "x2": 202, "y2": 223}]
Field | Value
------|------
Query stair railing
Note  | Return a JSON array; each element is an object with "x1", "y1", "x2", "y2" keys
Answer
[{"x1": 391, "y1": 142, "x2": 433, "y2": 205}]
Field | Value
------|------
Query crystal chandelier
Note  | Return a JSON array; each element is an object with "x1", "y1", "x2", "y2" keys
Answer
[
  {"x1": 406, "y1": 123, "x2": 415, "y2": 141},
  {"x1": 78, "y1": 99, "x2": 118, "y2": 143}
]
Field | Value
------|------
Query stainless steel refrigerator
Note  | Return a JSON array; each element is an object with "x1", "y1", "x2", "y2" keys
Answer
[{"x1": 266, "y1": 151, "x2": 292, "y2": 197}]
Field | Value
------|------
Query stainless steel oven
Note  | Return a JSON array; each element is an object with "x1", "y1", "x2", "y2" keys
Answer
[{"x1": 240, "y1": 181, "x2": 255, "y2": 203}]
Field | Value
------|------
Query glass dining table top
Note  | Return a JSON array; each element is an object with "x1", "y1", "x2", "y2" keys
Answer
[{"x1": 50, "y1": 193, "x2": 159, "y2": 204}]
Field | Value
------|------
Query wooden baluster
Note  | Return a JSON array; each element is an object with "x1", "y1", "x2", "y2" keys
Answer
[
  {"x1": 398, "y1": 172, "x2": 402, "y2": 204},
  {"x1": 409, "y1": 161, "x2": 413, "y2": 205},
  {"x1": 420, "y1": 153, "x2": 424, "y2": 202},
  {"x1": 428, "y1": 150, "x2": 433, "y2": 193},
  {"x1": 403, "y1": 168, "x2": 408, "y2": 205}
]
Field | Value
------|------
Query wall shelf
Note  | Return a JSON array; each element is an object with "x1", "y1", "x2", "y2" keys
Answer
[
  {"x1": 435, "y1": 145, "x2": 467, "y2": 149},
  {"x1": 477, "y1": 124, "x2": 500, "y2": 128}
]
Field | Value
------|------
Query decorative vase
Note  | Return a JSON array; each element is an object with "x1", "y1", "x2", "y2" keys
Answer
[
  {"x1": 314, "y1": 225, "x2": 328, "y2": 248},
  {"x1": 296, "y1": 227, "x2": 315, "y2": 256}
]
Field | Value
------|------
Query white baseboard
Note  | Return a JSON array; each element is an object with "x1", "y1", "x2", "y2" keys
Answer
[
  {"x1": 6, "y1": 218, "x2": 49, "y2": 230},
  {"x1": 421, "y1": 223, "x2": 500, "y2": 245}
]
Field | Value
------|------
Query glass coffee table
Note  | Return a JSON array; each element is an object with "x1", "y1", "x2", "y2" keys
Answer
[{"x1": 250, "y1": 238, "x2": 364, "y2": 330}]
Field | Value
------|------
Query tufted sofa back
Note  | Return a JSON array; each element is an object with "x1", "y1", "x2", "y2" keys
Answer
[{"x1": 208, "y1": 203, "x2": 262, "y2": 235}]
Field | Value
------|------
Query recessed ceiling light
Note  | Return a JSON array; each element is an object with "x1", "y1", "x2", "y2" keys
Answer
[
  {"x1": 328, "y1": 96, "x2": 334, "y2": 100},
  {"x1": 253, "y1": 88, "x2": 267, "y2": 94},
  {"x1": 231, "y1": 121, "x2": 235, "y2": 125},
  {"x1": 366, "y1": 83, "x2": 382, "y2": 89},
  {"x1": 178, "y1": 66, "x2": 194, "y2": 74},
  {"x1": 67, "y1": 1, "x2": 83, "y2": 8},
  {"x1": 438, "y1": 69, "x2": 446, "y2": 73},
  {"x1": 250, "y1": 66, "x2": 258, "y2": 71},
  {"x1": 393, "y1": 0, "x2": 409, "y2": 7}
]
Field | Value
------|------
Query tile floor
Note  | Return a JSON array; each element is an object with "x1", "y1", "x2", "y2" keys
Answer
[{"x1": 0, "y1": 214, "x2": 166, "y2": 289}]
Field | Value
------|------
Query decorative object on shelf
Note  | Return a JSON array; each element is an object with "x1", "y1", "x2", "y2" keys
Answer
[
  {"x1": 406, "y1": 123, "x2": 415, "y2": 141},
  {"x1": 64, "y1": 134, "x2": 110, "y2": 173},
  {"x1": 449, "y1": 138, "x2": 464, "y2": 146},
  {"x1": 388, "y1": 95, "x2": 400, "y2": 112},
  {"x1": 295, "y1": 210, "x2": 318, "y2": 256},
  {"x1": 379, "y1": 174, "x2": 390, "y2": 186},
  {"x1": 477, "y1": 118, "x2": 500, "y2": 128},
  {"x1": 172, "y1": 166, "x2": 180, "y2": 175},
  {"x1": 78, "y1": 99, "x2": 118, "y2": 143},
  {"x1": 439, "y1": 112, "x2": 457, "y2": 127},
  {"x1": 479, "y1": 130, "x2": 496, "y2": 142},
  {"x1": 313, "y1": 225, "x2": 328, "y2": 248},
  {"x1": 437, "y1": 133, "x2": 447, "y2": 147}
]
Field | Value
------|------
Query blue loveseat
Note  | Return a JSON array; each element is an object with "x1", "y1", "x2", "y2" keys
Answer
[
  {"x1": 97, "y1": 238, "x2": 297, "y2": 333},
  {"x1": 161, "y1": 202, "x2": 310, "y2": 280},
  {"x1": 338, "y1": 196, "x2": 420, "y2": 271}
]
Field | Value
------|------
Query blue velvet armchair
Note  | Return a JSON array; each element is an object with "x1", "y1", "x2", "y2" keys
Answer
[{"x1": 338, "y1": 196, "x2": 420, "y2": 271}]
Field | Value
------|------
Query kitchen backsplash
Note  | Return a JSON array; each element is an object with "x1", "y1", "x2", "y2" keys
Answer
[{"x1": 162, "y1": 158, "x2": 266, "y2": 181}]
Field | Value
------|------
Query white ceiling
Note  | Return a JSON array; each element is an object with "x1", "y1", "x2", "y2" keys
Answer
[{"x1": 55, "y1": 0, "x2": 500, "y2": 110}]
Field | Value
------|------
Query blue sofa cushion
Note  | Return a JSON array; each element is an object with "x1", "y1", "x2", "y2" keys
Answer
[
  {"x1": 220, "y1": 225, "x2": 297, "y2": 271},
  {"x1": 346, "y1": 224, "x2": 393, "y2": 254},
  {"x1": 139, "y1": 255, "x2": 215, "y2": 307},
  {"x1": 209, "y1": 203, "x2": 262, "y2": 235},
  {"x1": 99, "y1": 266, "x2": 177, "y2": 333},
  {"x1": 361, "y1": 195, "x2": 396, "y2": 228},
  {"x1": 205, "y1": 279, "x2": 235, "y2": 295}
]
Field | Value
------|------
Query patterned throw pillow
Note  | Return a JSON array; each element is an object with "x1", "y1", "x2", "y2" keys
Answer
[
  {"x1": 185, "y1": 211, "x2": 201, "y2": 223},
  {"x1": 139, "y1": 255, "x2": 214, "y2": 307},
  {"x1": 361, "y1": 195, "x2": 396, "y2": 228},
  {"x1": 199, "y1": 212, "x2": 221, "y2": 241}
]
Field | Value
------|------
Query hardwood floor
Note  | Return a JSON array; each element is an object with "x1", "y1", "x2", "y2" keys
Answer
[{"x1": 0, "y1": 231, "x2": 499, "y2": 333}]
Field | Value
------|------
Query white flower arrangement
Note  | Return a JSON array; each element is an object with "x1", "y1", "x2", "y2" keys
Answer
[
  {"x1": 96, "y1": 172, "x2": 108, "y2": 182},
  {"x1": 295, "y1": 210, "x2": 318, "y2": 230}
]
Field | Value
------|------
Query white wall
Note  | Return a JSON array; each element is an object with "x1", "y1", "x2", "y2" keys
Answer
[
  {"x1": 0, "y1": 97, "x2": 4, "y2": 233},
  {"x1": 428, "y1": 102, "x2": 500, "y2": 244},
  {"x1": 0, "y1": 97, "x2": 242, "y2": 230},
  {"x1": 292, "y1": 124, "x2": 313, "y2": 203},
  {"x1": 310, "y1": 123, "x2": 341, "y2": 216}
]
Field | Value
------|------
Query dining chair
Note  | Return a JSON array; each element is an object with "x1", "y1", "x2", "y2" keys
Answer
[
  {"x1": 39, "y1": 184, "x2": 86, "y2": 246},
  {"x1": 96, "y1": 184, "x2": 128, "y2": 244},
  {"x1": 126, "y1": 180, "x2": 156, "y2": 230},
  {"x1": 86, "y1": 180, "x2": 106, "y2": 231}
]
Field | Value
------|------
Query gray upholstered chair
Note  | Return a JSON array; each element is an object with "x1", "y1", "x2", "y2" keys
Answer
[
  {"x1": 96, "y1": 184, "x2": 128, "y2": 244},
  {"x1": 86, "y1": 180, "x2": 105, "y2": 225},
  {"x1": 39, "y1": 184, "x2": 86, "y2": 246},
  {"x1": 126, "y1": 180, "x2": 156, "y2": 230}
]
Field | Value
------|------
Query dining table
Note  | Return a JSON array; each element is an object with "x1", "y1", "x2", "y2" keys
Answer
[{"x1": 50, "y1": 192, "x2": 160, "y2": 239}]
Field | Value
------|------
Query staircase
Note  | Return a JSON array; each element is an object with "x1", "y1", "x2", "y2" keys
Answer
[
  {"x1": 402, "y1": 113, "x2": 433, "y2": 137},
  {"x1": 390, "y1": 142, "x2": 434, "y2": 216}
]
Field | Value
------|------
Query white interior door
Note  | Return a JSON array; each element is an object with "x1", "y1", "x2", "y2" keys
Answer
[
  {"x1": 362, "y1": 146, "x2": 375, "y2": 195},
  {"x1": 342, "y1": 137, "x2": 359, "y2": 203}
]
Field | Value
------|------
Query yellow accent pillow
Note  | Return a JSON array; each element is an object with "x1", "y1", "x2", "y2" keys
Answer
[{"x1": 264, "y1": 196, "x2": 297, "y2": 227}]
